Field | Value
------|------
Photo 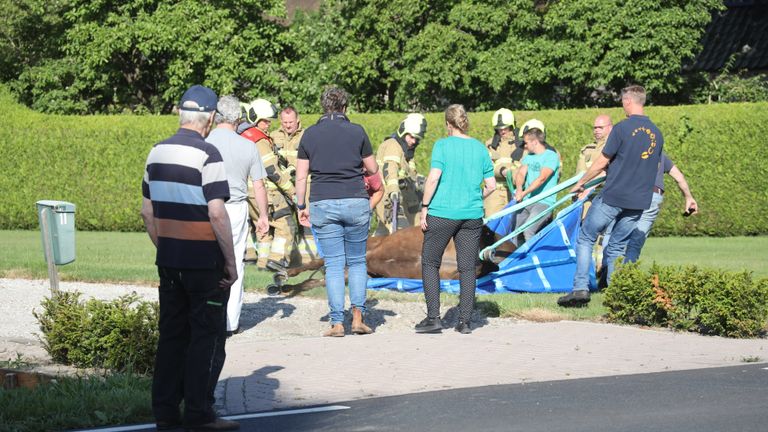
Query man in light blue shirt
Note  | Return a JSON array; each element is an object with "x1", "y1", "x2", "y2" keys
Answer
[{"x1": 512, "y1": 127, "x2": 559, "y2": 245}]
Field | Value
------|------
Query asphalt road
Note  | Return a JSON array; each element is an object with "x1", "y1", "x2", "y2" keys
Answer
[{"x1": 233, "y1": 363, "x2": 768, "y2": 432}]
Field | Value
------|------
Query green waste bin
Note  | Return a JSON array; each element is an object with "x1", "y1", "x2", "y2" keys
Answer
[{"x1": 36, "y1": 200, "x2": 76, "y2": 265}]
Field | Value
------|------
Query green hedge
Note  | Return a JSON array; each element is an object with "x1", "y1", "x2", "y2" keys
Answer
[
  {"x1": 605, "y1": 262, "x2": 768, "y2": 338},
  {"x1": 1, "y1": 86, "x2": 767, "y2": 234}
]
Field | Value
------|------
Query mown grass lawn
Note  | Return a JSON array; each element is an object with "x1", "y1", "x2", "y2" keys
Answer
[
  {"x1": 0, "y1": 230, "x2": 274, "y2": 288},
  {"x1": 3, "y1": 231, "x2": 766, "y2": 280},
  {"x1": 634, "y1": 236, "x2": 768, "y2": 275},
  {"x1": 1, "y1": 230, "x2": 766, "y2": 322}
]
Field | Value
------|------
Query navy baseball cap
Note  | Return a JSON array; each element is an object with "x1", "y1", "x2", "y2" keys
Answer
[{"x1": 179, "y1": 85, "x2": 218, "y2": 112}]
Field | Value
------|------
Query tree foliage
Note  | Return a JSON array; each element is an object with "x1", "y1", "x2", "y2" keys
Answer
[
  {"x1": 0, "y1": 1, "x2": 67, "y2": 82},
  {"x1": 2, "y1": 0, "x2": 286, "y2": 114},
  {"x1": 0, "y1": 0, "x2": 727, "y2": 113},
  {"x1": 291, "y1": 0, "x2": 722, "y2": 111}
]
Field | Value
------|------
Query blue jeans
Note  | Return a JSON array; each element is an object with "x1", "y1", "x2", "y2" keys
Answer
[
  {"x1": 310, "y1": 198, "x2": 370, "y2": 325},
  {"x1": 602, "y1": 191, "x2": 663, "y2": 264},
  {"x1": 625, "y1": 192, "x2": 663, "y2": 262},
  {"x1": 573, "y1": 195, "x2": 642, "y2": 291}
]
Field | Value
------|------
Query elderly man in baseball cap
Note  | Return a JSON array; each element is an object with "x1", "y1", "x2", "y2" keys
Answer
[{"x1": 141, "y1": 84, "x2": 240, "y2": 431}]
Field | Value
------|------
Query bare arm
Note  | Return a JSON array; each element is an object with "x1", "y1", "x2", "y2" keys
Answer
[
  {"x1": 570, "y1": 153, "x2": 610, "y2": 193},
  {"x1": 482, "y1": 176, "x2": 496, "y2": 199},
  {"x1": 296, "y1": 158, "x2": 311, "y2": 227},
  {"x1": 419, "y1": 168, "x2": 442, "y2": 231},
  {"x1": 363, "y1": 154, "x2": 379, "y2": 175},
  {"x1": 514, "y1": 164, "x2": 528, "y2": 193},
  {"x1": 517, "y1": 167, "x2": 554, "y2": 202},
  {"x1": 369, "y1": 172, "x2": 385, "y2": 209},
  {"x1": 514, "y1": 164, "x2": 528, "y2": 202},
  {"x1": 140, "y1": 198, "x2": 158, "y2": 248},
  {"x1": 208, "y1": 198, "x2": 237, "y2": 289},
  {"x1": 370, "y1": 188, "x2": 384, "y2": 209},
  {"x1": 295, "y1": 158, "x2": 309, "y2": 206},
  {"x1": 668, "y1": 165, "x2": 698, "y2": 214},
  {"x1": 421, "y1": 168, "x2": 442, "y2": 207},
  {"x1": 251, "y1": 179, "x2": 270, "y2": 235}
]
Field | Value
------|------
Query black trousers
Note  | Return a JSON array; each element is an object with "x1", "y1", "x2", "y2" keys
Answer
[
  {"x1": 421, "y1": 215, "x2": 483, "y2": 322},
  {"x1": 152, "y1": 267, "x2": 229, "y2": 426}
]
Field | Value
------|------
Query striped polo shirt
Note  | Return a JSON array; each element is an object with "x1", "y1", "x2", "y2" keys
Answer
[{"x1": 142, "y1": 128, "x2": 230, "y2": 269}]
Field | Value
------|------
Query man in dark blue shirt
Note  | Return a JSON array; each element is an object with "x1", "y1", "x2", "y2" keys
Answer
[{"x1": 558, "y1": 85, "x2": 664, "y2": 307}]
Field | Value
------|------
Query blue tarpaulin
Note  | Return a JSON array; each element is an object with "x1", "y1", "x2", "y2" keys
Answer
[
  {"x1": 485, "y1": 199, "x2": 518, "y2": 238},
  {"x1": 366, "y1": 198, "x2": 597, "y2": 293}
]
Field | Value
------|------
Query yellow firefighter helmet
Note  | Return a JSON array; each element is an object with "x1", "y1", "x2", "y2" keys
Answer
[
  {"x1": 491, "y1": 108, "x2": 515, "y2": 130},
  {"x1": 397, "y1": 113, "x2": 427, "y2": 140},
  {"x1": 242, "y1": 98, "x2": 278, "y2": 124},
  {"x1": 519, "y1": 118, "x2": 546, "y2": 141}
]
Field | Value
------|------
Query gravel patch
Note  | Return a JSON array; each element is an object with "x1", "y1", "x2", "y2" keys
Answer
[{"x1": 0, "y1": 278, "x2": 517, "y2": 368}]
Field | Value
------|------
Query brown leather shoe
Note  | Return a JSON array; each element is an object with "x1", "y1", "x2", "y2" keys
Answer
[
  {"x1": 351, "y1": 307, "x2": 373, "y2": 335},
  {"x1": 185, "y1": 417, "x2": 239, "y2": 431},
  {"x1": 323, "y1": 323, "x2": 345, "y2": 337}
]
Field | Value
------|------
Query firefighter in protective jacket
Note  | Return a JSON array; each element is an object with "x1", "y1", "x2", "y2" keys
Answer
[
  {"x1": 238, "y1": 99, "x2": 297, "y2": 270},
  {"x1": 271, "y1": 107, "x2": 318, "y2": 264},
  {"x1": 484, "y1": 108, "x2": 525, "y2": 218},
  {"x1": 374, "y1": 113, "x2": 427, "y2": 236}
]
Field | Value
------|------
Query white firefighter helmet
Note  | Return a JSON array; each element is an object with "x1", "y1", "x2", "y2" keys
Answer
[
  {"x1": 491, "y1": 108, "x2": 515, "y2": 130},
  {"x1": 397, "y1": 113, "x2": 427, "y2": 140},
  {"x1": 242, "y1": 99, "x2": 278, "y2": 124},
  {"x1": 519, "y1": 118, "x2": 546, "y2": 141}
]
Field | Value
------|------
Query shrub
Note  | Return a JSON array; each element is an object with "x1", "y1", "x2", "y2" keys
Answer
[
  {"x1": 1, "y1": 85, "x2": 767, "y2": 235},
  {"x1": 604, "y1": 262, "x2": 768, "y2": 338},
  {"x1": 34, "y1": 291, "x2": 159, "y2": 373},
  {"x1": 712, "y1": 73, "x2": 768, "y2": 103}
]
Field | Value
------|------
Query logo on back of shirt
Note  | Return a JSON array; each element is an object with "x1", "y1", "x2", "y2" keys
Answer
[{"x1": 632, "y1": 127, "x2": 658, "y2": 159}]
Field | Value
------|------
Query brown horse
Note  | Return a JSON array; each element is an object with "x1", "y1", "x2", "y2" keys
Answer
[
  {"x1": 284, "y1": 226, "x2": 515, "y2": 290},
  {"x1": 364, "y1": 225, "x2": 507, "y2": 279}
]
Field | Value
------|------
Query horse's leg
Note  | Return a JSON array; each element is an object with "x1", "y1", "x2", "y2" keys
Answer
[
  {"x1": 281, "y1": 277, "x2": 326, "y2": 295},
  {"x1": 285, "y1": 258, "x2": 325, "y2": 277}
]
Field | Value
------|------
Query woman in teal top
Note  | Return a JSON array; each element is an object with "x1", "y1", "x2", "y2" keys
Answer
[{"x1": 415, "y1": 104, "x2": 496, "y2": 335}]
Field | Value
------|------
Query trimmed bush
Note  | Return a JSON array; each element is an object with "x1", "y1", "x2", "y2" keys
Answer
[
  {"x1": 604, "y1": 262, "x2": 768, "y2": 338},
  {"x1": 1, "y1": 85, "x2": 767, "y2": 234},
  {"x1": 34, "y1": 291, "x2": 158, "y2": 373}
]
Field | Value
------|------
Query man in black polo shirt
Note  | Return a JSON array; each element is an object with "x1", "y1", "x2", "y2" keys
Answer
[
  {"x1": 141, "y1": 85, "x2": 239, "y2": 431},
  {"x1": 558, "y1": 85, "x2": 664, "y2": 307}
]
